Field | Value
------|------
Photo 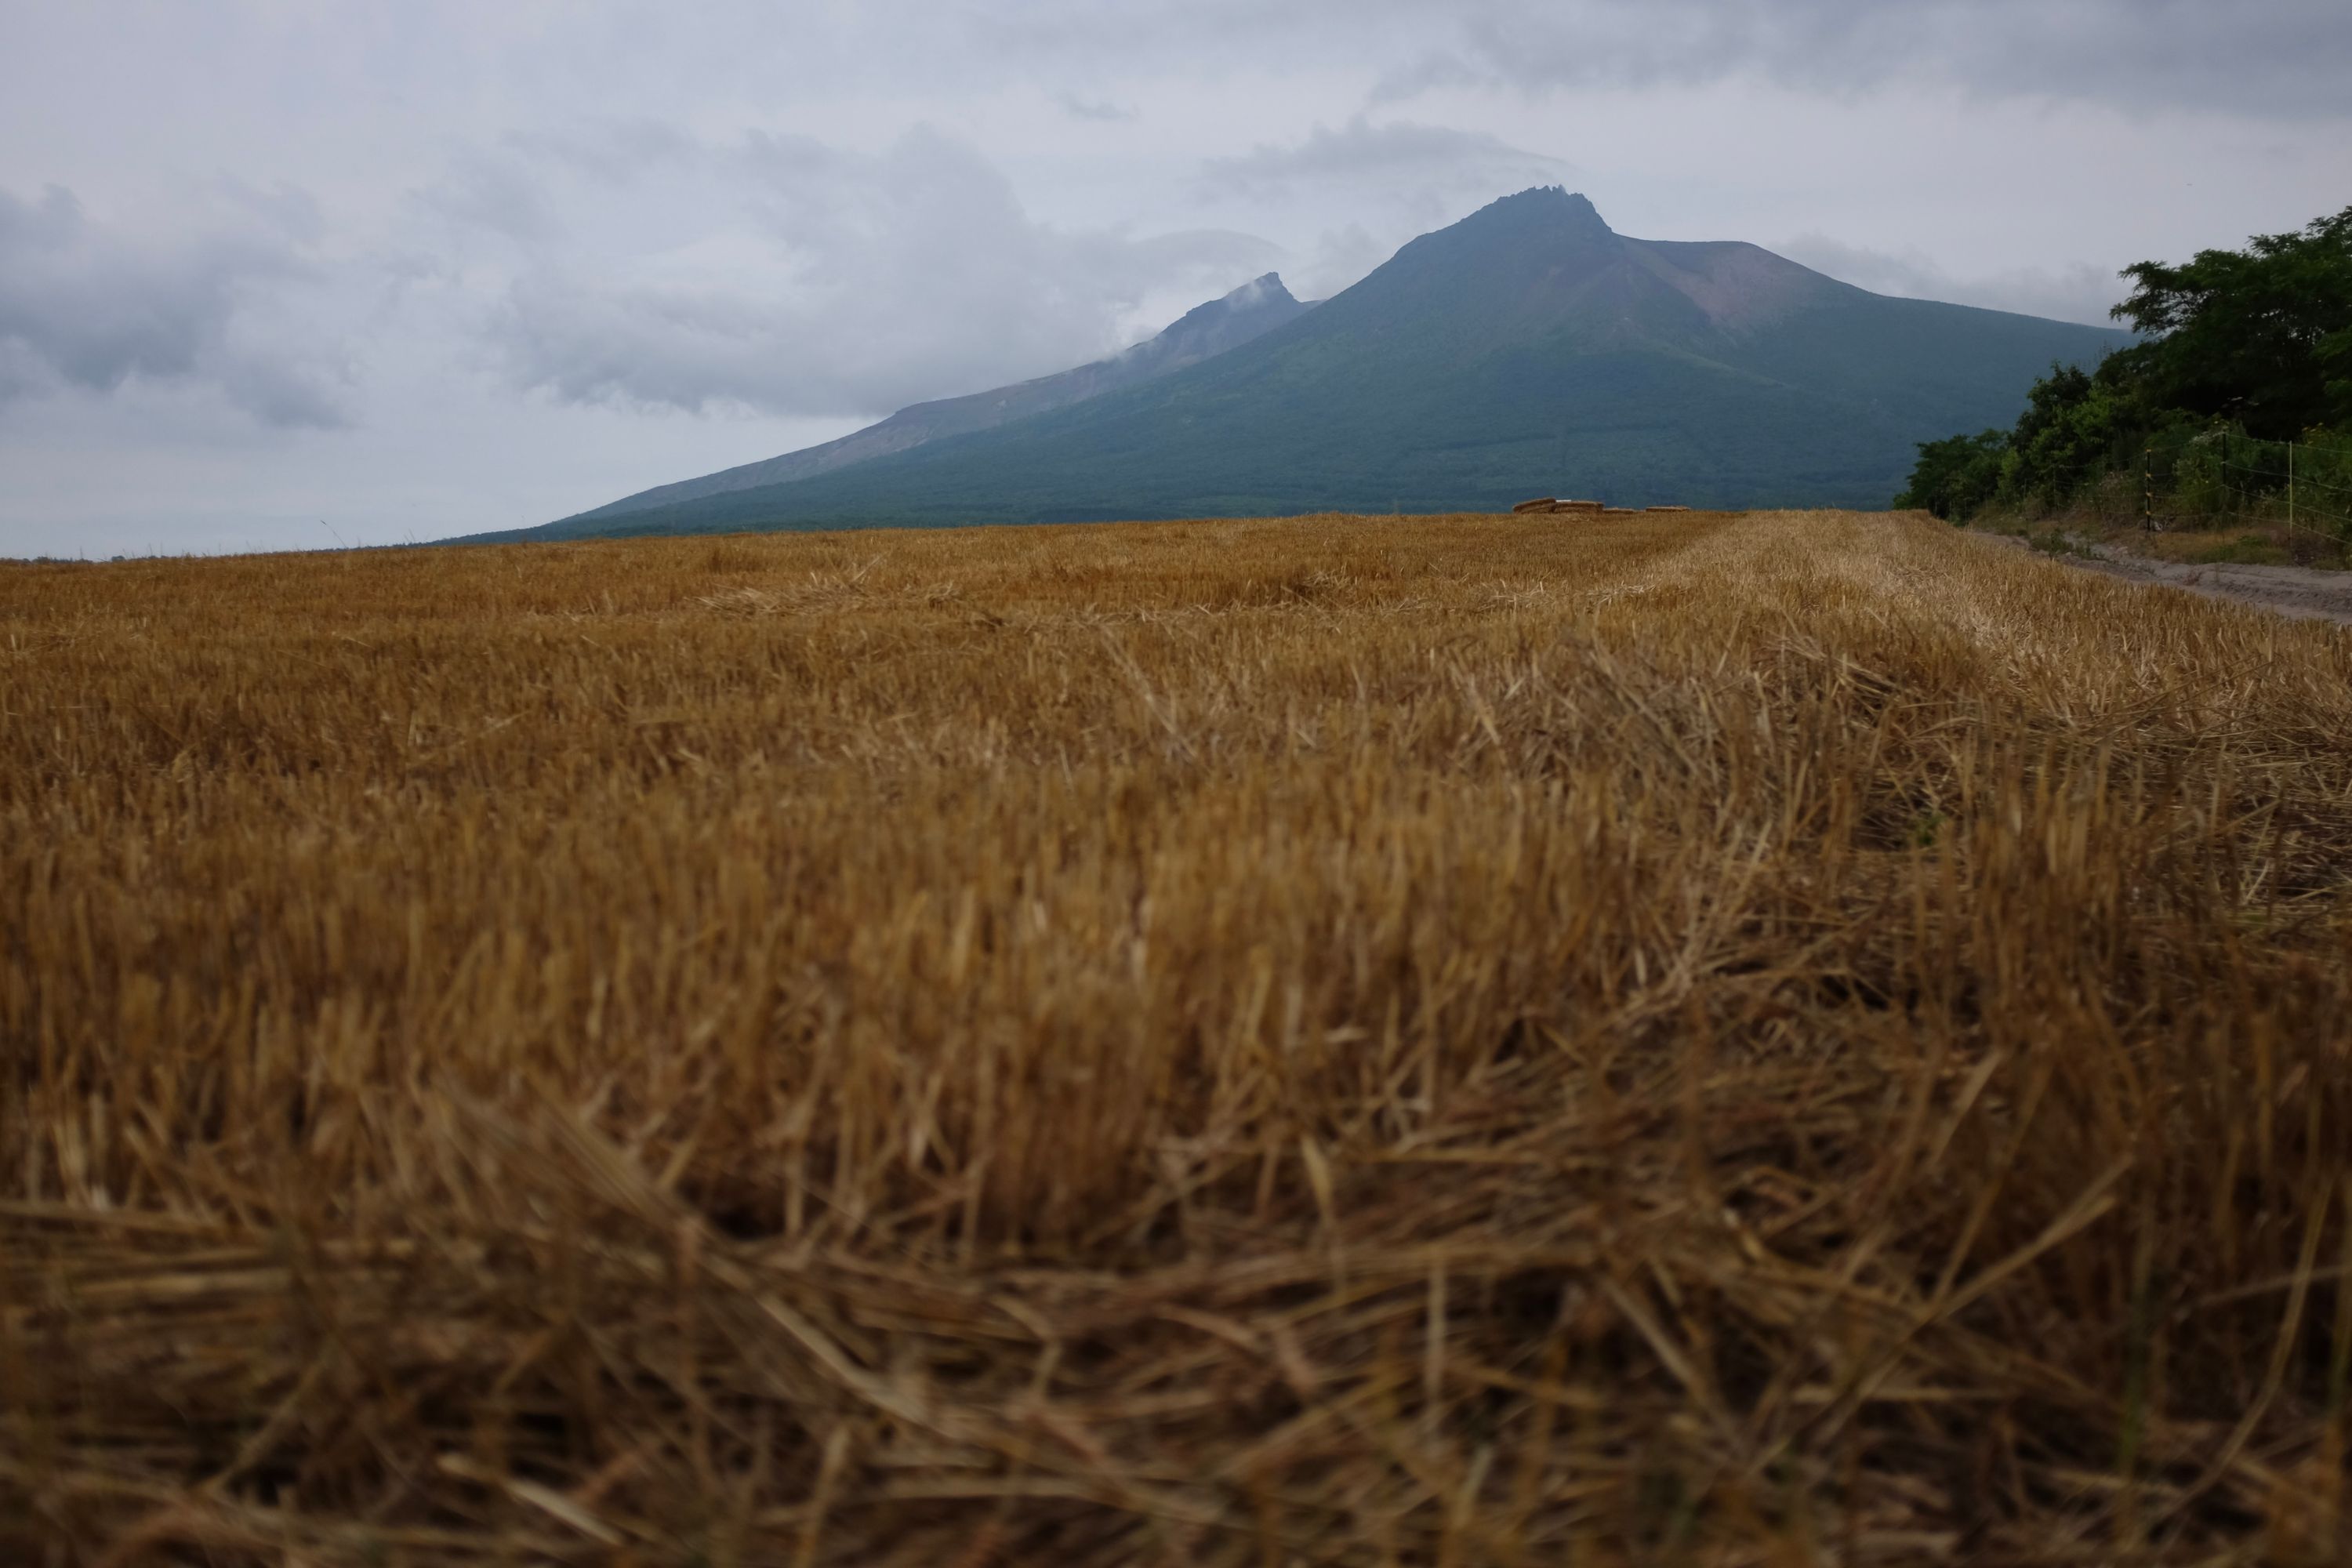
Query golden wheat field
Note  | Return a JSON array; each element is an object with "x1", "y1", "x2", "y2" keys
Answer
[{"x1": 5, "y1": 507, "x2": 2352, "y2": 1565}]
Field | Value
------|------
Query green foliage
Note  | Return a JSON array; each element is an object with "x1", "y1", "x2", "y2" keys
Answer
[
  {"x1": 2147, "y1": 425, "x2": 2352, "y2": 539},
  {"x1": 2113, "y1": 207, "x2": 2352, "y2": 438},
  {"x1": 2190, "y1": 534, "x2": 2292, "y2": 566},
  {"x1": 2165, "y1": 431, "x2": 2232, "y2": 521},
  {"x1": 1902, "y1": 204, "x2": 2352, "y2": 528},
  {"x1": 2025, "y1": 526, "x2": 2092, "y2": 559},
  {"x1": 2005, "y1": 363, "x2": 2140, "y2": 504},
  {"x1": 1894, "y1": 430, "x2": 2005, "y2": 519}
]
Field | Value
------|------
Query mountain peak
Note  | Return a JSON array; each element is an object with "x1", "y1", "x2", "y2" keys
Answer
[
  {"x1": 1464, "y1": 187, "x2": 1615, "y2": 238},
  {"x1": 1171, "y1": 272, "x2": 1298, "y2": 328},
  {"x1": 1367, "y1": 187, "x2": 1620, "y2": 292},
  {"x1": 520, "y1": 191, "x2": 2127, "y2": 543},
  {"x1": 1147, "y1": 272, "x2": 1312, "y2": 360},
  {"x1": 547, "y1": 271, "x2": 1312, "y2": 527}
]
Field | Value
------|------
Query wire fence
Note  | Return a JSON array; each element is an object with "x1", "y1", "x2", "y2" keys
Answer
[{"x1": 2145, "y1": 430, "x2": 2352, "y2": 540}]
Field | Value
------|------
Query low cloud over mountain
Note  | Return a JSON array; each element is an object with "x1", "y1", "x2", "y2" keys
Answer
[
  {"x1": 475, "y1": 127, "x2": 1276, "y2": 420},
  {"x1": 492, "y1": 189, "x2": 2128, "y2": 543},
  {"x1": 3, "y1": 0, "x2": 2345, "y2": 557}
]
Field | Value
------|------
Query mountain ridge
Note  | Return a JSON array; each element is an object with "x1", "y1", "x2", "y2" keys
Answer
[
  {"x1": 562, "y1": 273, "x2": 1312, "y2": 524},
  {"x1": 482, "y1": 188, "x2": 2128, "y2": 542}
]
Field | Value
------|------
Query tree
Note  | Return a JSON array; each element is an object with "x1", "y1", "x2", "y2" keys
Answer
[
  {"x1": 1895, "y1": 430, "x2": 2007, "y2": 521},
  {"x1": 2111, "y1": 206, "x2": 2352, "y2": 438},
  {"x1": 1902, "y1": 205, "x2": 2352, "y2": 525},
  {"x1": 2003, "y1": 362, "x2": 2145, "y2": 505}
]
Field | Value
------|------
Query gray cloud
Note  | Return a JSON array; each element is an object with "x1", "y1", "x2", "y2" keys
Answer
[
  {"x1": 1364, "y1": 0, "x2": 2352, "y2": 118},
  {"x1": 1779, "y1": 233, "x2": 2127, "y2": 328},
  {"x1": 1053, "y1": 90, "x2": 1138, "y2": 123},
  {"x1": 413, "y1": 154, "x2": 563, "y2": 245},
  {"x1": 1294, "y1": 223, "x2": 1391, "y2": 301},
  {"x1": 846, "y1": 1, "x2": 2352, "y2": 122},
  {"x1": 485, "y1": 127, "x2": 1276, "y2": 418},
  {"x1": 1201, "y1": 117, "x2": 1571, "y2": 198},
  {"x1": 500, "y1": 122, "x2": 702, "y2": 188},
  {"x1": 1194, "y1": 118, "x2": 1571, "y2": 296},
  {"x1": 0, "y1": 183, "x2": 349, "y2": 428}
]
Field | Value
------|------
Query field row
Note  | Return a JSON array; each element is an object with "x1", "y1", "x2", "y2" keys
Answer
[{"x1": 5, "y1": 510, "x2": 2350, "y2": 1563}]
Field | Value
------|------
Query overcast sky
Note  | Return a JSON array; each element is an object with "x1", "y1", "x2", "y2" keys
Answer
[{"x1": 3, "y1": 2, "x2": 2348, "y2": 558}]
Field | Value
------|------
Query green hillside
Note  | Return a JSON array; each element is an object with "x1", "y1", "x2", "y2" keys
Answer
[{"x1": 481, "y1": 190, "x2": 2128, "y2": 541}]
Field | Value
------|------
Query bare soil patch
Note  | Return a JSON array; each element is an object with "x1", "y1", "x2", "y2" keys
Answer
[
  {"x1": 1973, "y1": 525, "x2": 2352, "y2": 623},
  {"x1": 2080, "y1": 548, "x2": 2352, "y2": 624}
]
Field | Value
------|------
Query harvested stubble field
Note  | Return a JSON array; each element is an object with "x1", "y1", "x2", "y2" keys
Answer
[{"x1": 4, "y1": 508, "x2": 2352, "y2": 1566}]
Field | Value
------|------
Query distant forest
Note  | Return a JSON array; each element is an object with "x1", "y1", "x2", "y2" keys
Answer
[{"x1": 1897, "y1": 206, "x2": 2352, "y2": 528}]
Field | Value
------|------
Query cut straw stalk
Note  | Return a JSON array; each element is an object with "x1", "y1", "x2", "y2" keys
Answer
[{"x1": 2, "y1": 509, "x2": 2349, "y2": 1564}]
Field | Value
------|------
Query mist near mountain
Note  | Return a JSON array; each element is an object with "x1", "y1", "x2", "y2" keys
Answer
[
  {"x1": 485, "y1": 189, "x2": 2128, "y2": 542},
  {"x1": 563, "y1": 274, "x2": 1312, "y2": 525}
]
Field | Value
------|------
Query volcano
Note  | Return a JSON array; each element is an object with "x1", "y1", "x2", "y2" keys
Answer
[{"x1": 489, "y1": 189, "x2": 2125, "y2": 540}]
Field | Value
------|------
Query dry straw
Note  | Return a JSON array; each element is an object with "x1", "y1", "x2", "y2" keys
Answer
[{"x1": 3, "y1": 510, "x2": 2350, "y2": 1564}]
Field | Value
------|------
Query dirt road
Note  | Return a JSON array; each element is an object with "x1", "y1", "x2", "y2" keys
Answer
[
  {"x1": 1977, "y1": 532, "x2": 2352, "y2": 625},
  {"x1": 2080, "y1": 553, "x2": 2352, "y2": 625}
]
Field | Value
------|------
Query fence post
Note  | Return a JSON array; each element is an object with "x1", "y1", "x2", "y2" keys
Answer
[
  {"x1": 2288, "y1": 440, "x2": 2296, "y2": 532},
  {"x1": 2142, "y1": 446, "x2": 2153, "y2": 532}
]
